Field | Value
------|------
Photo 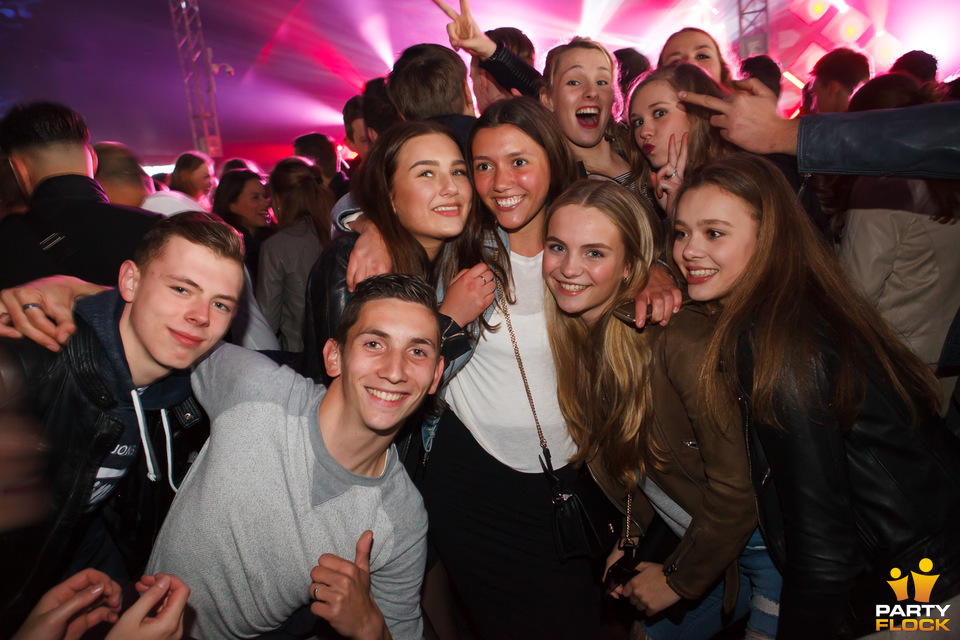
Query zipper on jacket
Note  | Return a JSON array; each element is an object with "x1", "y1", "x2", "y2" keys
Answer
[{"x1": 740, "y1": 394, "x2": 769, "y2": 543}]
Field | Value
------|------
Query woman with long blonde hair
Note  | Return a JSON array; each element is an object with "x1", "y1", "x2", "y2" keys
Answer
[{"x1": 544, "y1": 178, "x2": 781, "y2": 640}]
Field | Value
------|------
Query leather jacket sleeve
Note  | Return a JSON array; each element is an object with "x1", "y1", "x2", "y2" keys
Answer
[
  {"x1": 301, "y1": 235, "x2": 355, "y2": 383},
  {"x1": 299, "y1": 235, "x2": 471, "y2": 384},
  {"x1": 738, "y1": 338, "x2": 864, "y2": 638},
  {"x1": 797, "y1": 102, "x2": 960, "y2": 179},
  {"x1": 478, "y1": 40, "x2": 543, "y2": 98},
  {"x1": 652, "y1": 310, "x2": 757, "y2": 603}
]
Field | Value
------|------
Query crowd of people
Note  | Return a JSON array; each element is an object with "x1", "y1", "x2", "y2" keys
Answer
[{"x1": 1, "y1": 1, "x2": 960, "y2": 639}]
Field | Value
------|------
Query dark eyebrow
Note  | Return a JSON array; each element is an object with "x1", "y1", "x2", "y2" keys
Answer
[
  {"x1": 545, "y1": 235, "x2": 566, "y2": 245},
  {"x1": 698, "y1": 218, "x2": 734, "y2": 227},
  {"x1": 410, "y1": 336, "x2": 438, "y2": 349},
  {"x1": 474, "y1": 150, "x2": 528, "y2": 162},
  {"x1": 582, "y1": 242, "x2": 613, "y2": 251},
  {"x1": 359, "y1": 329, "x2": 437, "y2": 350},
  {"x1": 410, "y1": 158, "x2": 466, "y2": 170},
  {"x1": 170, "y1": 275, "x2": 202, "y2": 290},
  {"x1": 667, "y1": 45, "x2": 712, "y2": 55},
  {"x1": 169, "y1": 275, "x2": 238, "y2": 304},
  {"x1": 562, "y1": 63, "x2": 612, "y2": 74}
]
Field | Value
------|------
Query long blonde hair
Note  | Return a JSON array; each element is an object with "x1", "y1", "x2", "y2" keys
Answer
[{"x1": 544, "y1": 180, "x2": 660, "y2": 489}]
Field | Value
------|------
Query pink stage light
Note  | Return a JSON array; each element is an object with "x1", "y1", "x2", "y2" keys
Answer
[
  {"x1": 359, "y1": 14, "x2": 396, "y2": 72},
  {"x1": 788, "y1": 0, "x2": 831, "y2": 25},
  {"x1": 821, "y1": 5, "x2": 869, "y2": 44},
  {"x1": 576, "y1": 0, "x2": 628, "y2": 38},
  {"x1": 865, "y1": 31, "x2": 903, "y2": 70}
]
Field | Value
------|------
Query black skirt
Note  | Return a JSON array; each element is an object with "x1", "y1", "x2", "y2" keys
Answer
[{"x1": 420, "y1": 408, "x2": 602, "y2": 640}]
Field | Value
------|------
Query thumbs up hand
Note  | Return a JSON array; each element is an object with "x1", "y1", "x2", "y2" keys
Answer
[{"x1": 309, "y1": 530, "x2": 392, "y2": 640}]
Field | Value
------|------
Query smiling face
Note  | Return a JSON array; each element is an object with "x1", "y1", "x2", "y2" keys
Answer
[
  {"x1": 660, "y1": 30, "x2": 724, "y2": 83},
  {"x1": 390, "y1": 133, "x2": 471, "y2": 259},
  {"x1": 543, "y1": 204, "x2": 629, "y2": 328},
  {"x1": 629, "y1": 80, "x2": 691, "y2": 170},
  {"x1": 323, "y1": 298, "x2": 443, "y2": 435},
  {"x1": 472, "y1": 124, "x2": 552, "y2": 240},
  {"x1": 119, "y1": 235, "x2": 244, "y2": 387},
  {"x1": 228, "y1": 178, "x2": 271, "y2": 230},
  {"x1": 542, "y1": 47, "x2": 616, "y2": 149},
  {"x1": 673, "y1": 185, "x2": 759, "y2": 304}
]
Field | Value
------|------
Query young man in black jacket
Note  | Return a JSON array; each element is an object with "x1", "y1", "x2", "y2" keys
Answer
[{"x1": 0, "y1": 212, "x2": 244, "y2": 634}]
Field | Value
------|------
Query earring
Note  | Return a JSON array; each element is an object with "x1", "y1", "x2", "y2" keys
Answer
[{"x1": 622, "y1": 276, "x2": 628, "y2": 283}]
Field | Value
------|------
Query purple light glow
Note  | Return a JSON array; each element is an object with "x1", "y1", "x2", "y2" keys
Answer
[{"x1": 4, "y1": 0, "x2": 958, "y2": 169}]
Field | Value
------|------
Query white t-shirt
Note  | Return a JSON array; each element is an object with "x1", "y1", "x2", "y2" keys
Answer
[{"x1": 444, "y1": 251, "x2": 577, "y2": 472}]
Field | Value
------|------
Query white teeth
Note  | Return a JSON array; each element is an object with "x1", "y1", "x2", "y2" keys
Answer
[
  {"x1": 495, "y1": 195, "x2": 523, "y2": 207},
  {"x1": 576, "y1": 107, "x2": 600, "y2": 115},
  {"x1": 558, "y1": 282, "x2": 587, "y2": 292},
  {"x1": 434, "y1": 205, "x2": 459, "y2": 213},
  {"x1": 368, "y1": 389, "x2": 403, "y2": 402},
  {"x1": 689, "y1": 269, "x2": 718, "y2": 277}
]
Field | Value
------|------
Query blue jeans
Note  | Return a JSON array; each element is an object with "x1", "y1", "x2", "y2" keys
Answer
[{"x1": 643, "y1": 528, "x2": 782, "y2": 640}]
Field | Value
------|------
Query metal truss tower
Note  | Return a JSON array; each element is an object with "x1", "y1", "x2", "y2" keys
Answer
[
  {"x1": 168, "y1": 0, "x2": 223, "y2": 158},
  {"x1": 737, "y1": 0, "x2": 770, "y2": 58}
]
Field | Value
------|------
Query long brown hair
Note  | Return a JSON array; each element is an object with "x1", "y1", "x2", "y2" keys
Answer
[
  {"x1": 268, "y1": 157, "x2": 333, "y2": 246},
  {"x1": 356, "y1": 120, "x2": 492, "y2": 298},
  {"x1": 467, "y1": 97, "x2": 578, "y2": 303},
  {"x1": 169, "y1": 150, "x2": 213, "y2": 198},
  {"x1": 544, "y1": 180, "x2": 660, "y2": 489},
  {"x1": 627, "y1": 63, "x2": 734, "y2": 210},
  {"x1": 212, "y1": 169, "x2": 263, "y2": 235},
  {"x1": 682, "y1": 154, "x2": 942, "y2": 434}
]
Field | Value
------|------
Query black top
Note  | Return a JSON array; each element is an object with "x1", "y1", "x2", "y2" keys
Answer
[
  {"x1": 737, "y1": 326, "x2": 960, "y2": 638},
  {"x1": 0, "y1": 175, "x2": 161, "y2": 288}
]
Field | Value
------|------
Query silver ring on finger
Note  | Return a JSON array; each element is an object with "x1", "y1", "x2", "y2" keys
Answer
[
  {"x1": 21, "y1": 303, "x2": 42, "y2": 312},
  {"x1": 668, "y1": 171, "x2": 679, "y2": 179},
  {"x1": 312, "y1": 585, "x2": 321, "y2": 600}
]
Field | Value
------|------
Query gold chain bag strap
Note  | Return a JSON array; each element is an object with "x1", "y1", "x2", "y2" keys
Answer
[{"x1": 495, "y1": 276, "x2": 603, "y2": 560}]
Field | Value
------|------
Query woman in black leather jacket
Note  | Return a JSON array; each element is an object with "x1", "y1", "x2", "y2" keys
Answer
[
  {"x1": 301, "y1": 120, "x2": 496, "y2": 384},
  {"x1": 671, "y1": 153, "x2": 960, "y2": 639}
]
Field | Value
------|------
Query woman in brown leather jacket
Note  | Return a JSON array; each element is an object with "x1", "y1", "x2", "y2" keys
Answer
[
  {"x1": 674, "y1": 153, "x2": 960, "y2": 639},
  {"x1": 543, "y1": 178, "x2": 781, "y2": 639}
]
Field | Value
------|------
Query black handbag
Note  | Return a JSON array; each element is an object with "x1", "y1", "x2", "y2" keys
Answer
[
  {"x1": 540, "y1": 446, "x2": 605, "y2": 560},
  {"x1": 496, "y1": 277, "x2": 605, "y2": 561}
]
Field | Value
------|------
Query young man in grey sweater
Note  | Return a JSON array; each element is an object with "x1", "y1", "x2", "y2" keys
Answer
[{"x1": 145, "y1": 274, "x2": 443, "y2": 639}]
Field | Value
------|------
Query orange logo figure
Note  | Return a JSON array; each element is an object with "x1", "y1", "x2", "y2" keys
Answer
[
  {"x1": 912, "y1": 558, "x2": 939, "y2": 603},
  {"x1": 887, "y1": 567, "x2": 910, "y2": 602},
  {"x1": 887, "y1": 559, "x2": 940, "y2": 603}
]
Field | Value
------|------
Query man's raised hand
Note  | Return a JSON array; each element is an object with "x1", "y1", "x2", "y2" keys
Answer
[{"x1": 309, "y1": 530, "x2": 391, "y2": 640}]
